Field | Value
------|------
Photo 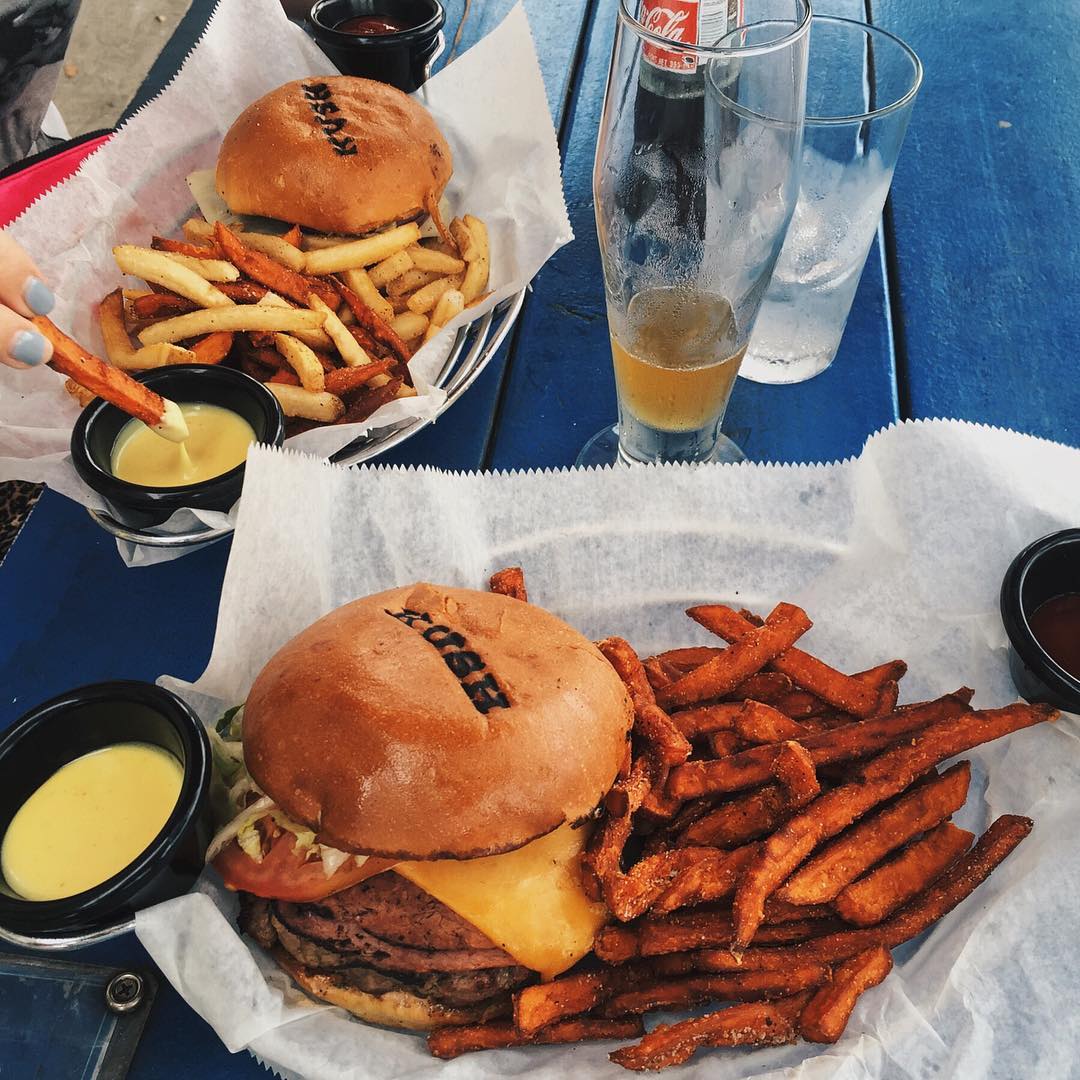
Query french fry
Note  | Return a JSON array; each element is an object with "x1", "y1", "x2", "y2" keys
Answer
[
  {"x1": 407, "y1": 244, "x2": 465, "y2": 275},
  {"x1": 323, "y1": 360, "x2": 395, "y2": 395},
  {"x1": 650, "y1": 843, "x2": 759, "y2": 917},
  {"x1": 731, "y1": 705, "x2": 1053, "y2": 947},
  {"x1": 670, "y1": 703, "x2": 744, "y2": 739},
  {"x1": 37, "y1": 317, "x2": 188, "y2": 441},
  {"x1": 777, "y1": 760, "x2": 971, "y2": 905},
  {"x1": 281, "y1": 224, "x2": 302, "y2": 248},
  {"x1": 406, "y1": 274, "x2": 460, "y2": 314},
  {"x1": 449, "y1": 216, "x2": 479, "y2": 261},
  {"x1": 677, "y1": 784, "x2": 794, "y2": 849},
  {"x1": 727, "y1": 671, "x2": 796, "y2": 704},
  {"x1": 127, "y1": 343, "x2": 198, "y2": 369},
  {"x1": 667, "y1": 691, "x2": 976, "y2": 800},
  {"x1": 257, "y1": 291, "x2": 334, "y2": 351},
  {"x1": 609, "y1": 993, "x2": 808, "y2": 1070},
  {"x1": 834, "y1": 822, "x2": 974, "y2": 927},
  {"x1": 151, "y1": 236, "x2": 220, "y2": 258},
  {"x1": 237, "y1": 231, "x2": 308, "y2": 271},
  {"x1": 138, "y1": 305, "x2": 327, "y2": 345},
  {"x1": 112, "y1": 245, "x2": 233, "y2": 309},
  {"x1": 64, "y1": 378, "x2": 96, "y2": 407},
  {"x1": 424, "y1": 288, "x2": 465, "y2": 341},
  {"x1": 770, "y1": 740, "x2": 819, "y2": 807},
  {"x1": 307, "y1": 294, "x2": 370, "y2": 367},
  {"x1": 334, "y1": 278, "x2": 414, "y2": 369},
  {"x1": 513, "y1": 967, "x2": 653, "y2": 1034},
  {"x1": 390, "y1": 311, "x2": 428, "y2": 343},
  {"x1": 799, "y1": 946, "x2": 893, "y2": 1043},
  {"x1": 338, "y1": 377, "x2": 403, "y2": 424},
  {"x1": 385, "y1": 267, "x2": 438, "y2": 298},
  {"x1": 301, "y1": 233, "x2": 350, "y2": 251},
  {"x1": 304, "y1": 223, "x2": 421, "y2": 276},
  {"x1": 460, "y1": 214, "x2": 490, "y2": 303},
  {"x1": 126, "y1": 246, "x2": 239, "y2": 281},
  {"x1": 605, "y1": 848, "x2": 720, "y2": 923},
  {"x1": 129, "y1": 292, "x2": 196, "y2": 322},
  {"x1": 97, "y1": 289, "x2": 137, "y2": 367},
  {"x1": 265, "y1": 382, "x2": 344, "y2": 422},
  {"x1": 218, "y1": 280, "x2": 270, "y2": 303},
  {"x1": 181, "y1": 217, "x2": 217, "y2": 243},
  {"x1": 633, "y1": 908, "x2": 841, "y2": 957},
  {"x1": 489, "y1": 567, "x2": 527, "y2": 602},
  {"x1": 428, "y1": 1018, "x2": 644, "y2": 1061},
  {"x1": 657, "y1": 604, "x2": 813, "y2": 710},
  {"x1": 269, "y1": 369, "x2": 300, "y2": 386},
  {"x1": 339, "y1": 267, "x2": 394, "y2": 322},
  {"x1": 733, "y1": 702, "x2": 811, "y2": 745},
  {"x1": 274, "y1": 333, "x2": 325, "y2": 392},
  {"x1": 188, "y1": 331, "x2": 234, "y2": 365}
]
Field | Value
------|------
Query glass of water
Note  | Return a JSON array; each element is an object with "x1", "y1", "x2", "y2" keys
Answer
[
  {"x1": 740, "y1": 16, "x2": 922, "y2": 385},
  {"x1": 579, "y1": 0, "x2": 812, "y2": 467}
]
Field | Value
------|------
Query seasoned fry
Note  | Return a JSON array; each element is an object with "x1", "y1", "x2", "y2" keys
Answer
[
  {"x1": 113, "y1": 245, "x2": 233, "y2": 309},
  {"x1": 128, "y1": 343, "x2": 198, "y2": 369},
  {"x1": 269, "y1": 369, "x2": 300, "y2": 386},
  {"x1": 38, "y1": 317, "x2": 188, "y2": 440},
  {"x1": 800, "y1": 946, "x2": 893, "y2": 1043},
  {"x1": 670, "y1": 703, "x2": 744, "y2": 739},
  {"x1": 304, "y1": 223, "x2": 421, "y2": 276},
  {"x1": 97, "y1": 289, "x2": 137, "y2": 367},
  {"x1": 834, "y1": 822, "x2": 974, "y2": 927},
  {"x1": 128, "y1": 291, "x2": 195, "y2": 322},
  {"x1": 64, "y1": 378, "x2": 96, "y2": 406},
  {"x1": 609, "y1": 994, "x2": 808, "y2": 1070},
  {"x1": 390, "y1": 311, "x2": 428, "y2": 343},
  {"x1": 650, "y1": 844, "x2": 759, "y2": 917},
  {"x1": 189, "y1": 331, "x2": 234, "y2": 365},
  {"x1": 150, "y1": 249, "x2": 239, "y2": 281},
  {"x1": 139, "y1": 305, "x2": 326, "y2": 345},
  {"x1": 606, "y1": 848, "x2": 720, "y2": 922},
  {"x1": 333, "y1": 277, "x2": 413, "y2": 370},
  {"x1": 690, "y1": 606, "x2": 881, "y2": 717},
  {"x1": 424, "y1": 288, "x2": 465, "y2": 341},
  {"x1": 733, "y1": 702, "x2": 810, "y2": 745},
  {"x1": 449, "y1": 216, "x2": 479, "y2": 261},
  {"x1": 777, "y1": 760, "x2": 971, "y2": 905},
  {"x1": 273, "y1": 333, "x2": 325, "y2": 392},
  {"x1": 630, "y1": 909, "x2": 840, "y2": 957},
  {"x1": 460, "y1": 214, "x2": 490, "y2": 303},
  {"x1": 381, "y1": 264, "x2": 431, "y2": 297},
  {"x1": 408, "y1": 244, "x2": 465, "y2": 274},
  {"x1": 265, "y1": 382, "x2": 344, "y2": 422},
  {"x1": 583, "y1": 757, "x2": 649, "y2": 904},
  {"x1": 217, "y1": 280, "x2": 270, "y2": 303},
  {"x1": 339, "y1": 267, "x2": 395, "y2": 322},
  {"x1": 514, "y1": 966, "x2": 654, "y2": 1034},
  {"x1": 281, "y1": 224, "x2": 302, "y2": 248},
  {"x1": 233, "y1": 231, "x2": 308, "y2": 271},
  {"x1": 601, "y1": 967, "x2": 830, "y2": 1019},
  {"x1": 771, "y1": 740, "x2": 819, "y2": 807},
  {"x1": 406, "y1": 274, "x2": 461, "y2": 314},
  {"x1": 151, "y1": 235, "x2": 219, "y2": 258},
  {"x1": 667, "y1": 691, "x2": 976, "y2": 800},
  {"x1": 324, "y1": 361, "x2": 395, "y2": 395},
  {"x1": 678, "y1": 784, "x2": 791, "y2": 849},
  {"x1": 213, "y1": 222, "x2": 337, "y2": 308},
  {"x1": 489, "y1": 567, "x2": 528, "y2": 602},
  {"x1": 307, "y1": 294, "x2": 370, "y2": 367},
  {"x1": 428, "y1": 1018, "x2": 644, "y2": 1060},
  {"x1": 657, "y1": 603, "x2": 813, "y2": 710},
  {"x1": 338, "y1": 377, "x2": 403, "y2": 424},
  {"x1": 181, "y1": 217, "x2": 217, "y2": 243},
  {"x1": 256, "y1": 291, "x2": 334, "y2": 351},
  {"x1": 731, "y1": 706, "x2": 1052, "y2": 947}
]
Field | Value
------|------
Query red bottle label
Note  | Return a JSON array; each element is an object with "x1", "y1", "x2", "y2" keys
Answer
[{"x1": 640, "y1": 1, "x2": 741, "y2": 72}]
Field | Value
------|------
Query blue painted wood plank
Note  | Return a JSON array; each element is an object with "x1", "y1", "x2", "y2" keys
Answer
[
  {"x1": 486, "y1": 0, "x2": 899, "y2": 469},
  {"x1": 872, "y1": 0, "x2": 1080, "y2": 446}
]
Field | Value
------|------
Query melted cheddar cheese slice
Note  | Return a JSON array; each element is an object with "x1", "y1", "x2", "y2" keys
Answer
[{"x1": 393, "y1": 821, "x2": 608, "y2": 980}]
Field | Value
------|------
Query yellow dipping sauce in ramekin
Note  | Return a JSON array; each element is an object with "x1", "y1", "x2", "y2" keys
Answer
[
  {"x1": 1, "y1": 743, "x2": 184, "y2": 901},
  {"x1": 110, "y1": 402, "x2": 256, "y2": 487}
]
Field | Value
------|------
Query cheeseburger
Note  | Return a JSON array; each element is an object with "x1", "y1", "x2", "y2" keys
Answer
[
  {"x1": 209, "y1": 583, "x2": 633, "y2": 1030},
  {"x1": 215, "y1": 76, "x2": 453, "y2": 236}
]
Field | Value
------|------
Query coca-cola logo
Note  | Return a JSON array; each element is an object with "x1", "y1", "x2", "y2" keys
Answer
[{"x1": 643, "y1": 6, "x2": 691, "y2": 43}]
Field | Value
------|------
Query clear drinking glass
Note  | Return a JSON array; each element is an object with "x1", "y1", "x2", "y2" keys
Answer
[
  {"x1": 579, "y1": 0, "x2": 812, "y2": 467},
  {"x1": 740, "y1": 16, "x2": 922, "y2": 384}
]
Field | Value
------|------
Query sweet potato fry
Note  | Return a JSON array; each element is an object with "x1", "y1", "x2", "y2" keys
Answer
[
  {"x1": 648, "y1": 646, "x2": 724, "y2": 671},
  {"x1": 707, "y1": 732, "x2": 745, "y2": 758},
  {"x1": 429, "y1": 1017, "x2": 643, "y2": 1060},
  {"x1": 658, "y1": 604, "x2": 813, "y2": 710},
  {"x1": 606, "y1": 848, "x2": 720, "y2": 922},
  {"x1": 855, "y1": 659, "x2": 909, "y2": 689},
  {"x1": 678, "y1": 784, "x2": 793, "y2": 849},
  {"x1": 800, "y1": 946, "x2": 893, "y2": 1043},
  {"x1": 130, "y1": 291, "x2": 197, "y2": 321},
  {"x1": 650, "y1": 843, "x2": 759, "y2": 916},
  {"x1": 609, "y1": 994, "x2": 808, "y2": 1070},
  {"x1": 189, "y1": 330, "x2": 234, "y2": 364},
  {"x1": 37, "y1": 317, "x2": 186, "y2": 439},
  {"x1": 871, "y1": 680, "x2": 900, "y2": 716},
  {"x1": 333, "y1": 276, "x2": 414, "y2": 372},
  {"x1": 601, "y1": 967, "x2": 831, "y2": 1018},
  {"x1": 726, "y1": 671, "x2": 796, "y2": 705},
  {"x1": 269, "y1": 369, "x2": 300, "y2": 385},
  {"x1": 667, "y1": 690, "x2": 975, "y2": 800},
  {"x1": 644, "y1": 658, "x2": 678, "y2": 690},
  {"x1": 214, "y1": 221, "x2": 338, "y2": 309},
  {"x1": 594, "y1": 921, "x2": 642, "y2": 963},
  {"x1": 690, "y1": 605, "x2": 881, "y2": 717},
  {"x1": 338, "y1": 377, "x2": 403, "y2": 424},
  {"x1": 513, "y1": 965, "x2": 656, "y2": 1033},
  {"x1": 151, "y1": 235, "x2": 222, "y2": 259},
  {"x1": 323, "y1": 360, "x2": 396, "y2": 396},
  {"x1": 777, "y1": 760, "x2": 971, "y2": 905},
  {"x1": 489, "y1": 566, "x2": 528, "y2": 601},
  {"x1": 732, "y1": 707, "x2": 1050, "y2": 946},
  {"x1": 771, "y1": 740, "x2": 819, "y2": 807},
  {"x1": 217, "y1": 280, "x2": 269, "y2": 303},
  {"x1": 733, "y1": 702, "x2": 811, "y2": 745},
  {"x1": 670, "y1": 703, "x2": 744, "y2": 739},
  {"x1": 834, "y1": 822, "x2": 974, "y2": 927},
  {"x1": 281, "y1": 224, "x2": 302, "y2": 248},
  {"x1": 770, "y1": 689, "x2": 830, "y2": 718},
  {"x1": 636, "y1": 910, "x2": 841, "y2": 956}
]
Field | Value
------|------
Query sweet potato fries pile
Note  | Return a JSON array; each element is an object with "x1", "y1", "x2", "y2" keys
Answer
[{"x1": 432, "y1": 572, "x2": 1055, "y2": 1069}]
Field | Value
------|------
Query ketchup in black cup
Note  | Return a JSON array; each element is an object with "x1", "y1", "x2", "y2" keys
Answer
[
  {"x1": 308, "y1": 0, "x2": 446, "y2": 93},
  {"x1": 1000, "y1": 528, "x2": 1080, "y2": 713}
]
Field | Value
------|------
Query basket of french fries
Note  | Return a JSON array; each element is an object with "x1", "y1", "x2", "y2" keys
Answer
[{"x1": 0, "y1": 1, "x2": 570, "y2": 556}]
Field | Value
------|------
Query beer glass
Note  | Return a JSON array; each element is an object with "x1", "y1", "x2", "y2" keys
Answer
[{"x1": 579, "y1": 0, "x2": 811, "y2": 467}]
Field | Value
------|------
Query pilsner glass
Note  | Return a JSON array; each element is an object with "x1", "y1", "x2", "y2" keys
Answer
[{"x1": 579, "y1": 0, "x2": 811, "y2": 467}]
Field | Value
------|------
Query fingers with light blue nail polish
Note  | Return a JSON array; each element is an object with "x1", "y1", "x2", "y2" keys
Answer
[
  {"x1": 10, "y1": 330, "x2": 50, "y2": 367},
  {"x1": 0, "y1": 231, "x2": 56, "y2": 370},
  {"x1": 23, "y1": 277, "x2": 55, "y2": 316}
]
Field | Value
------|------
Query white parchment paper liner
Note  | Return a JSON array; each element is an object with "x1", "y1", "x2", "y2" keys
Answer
[
  {"x1": 0, "y1": 0, "x2": 570, "y2": 560},
  {"x1": 138, "y1": 418, "x2": 1080, "y2": 1078}
]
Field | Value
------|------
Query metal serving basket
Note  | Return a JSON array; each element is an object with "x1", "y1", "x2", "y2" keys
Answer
[{"x1": 86, "y1": 288, "x2": 527, "y2": 551}]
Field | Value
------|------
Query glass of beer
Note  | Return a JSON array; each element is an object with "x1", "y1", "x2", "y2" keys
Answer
[{"x1": 579, "y1": 0, "x2": 812, "y2": 467}]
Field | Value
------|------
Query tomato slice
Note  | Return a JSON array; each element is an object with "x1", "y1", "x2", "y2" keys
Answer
[{"x1": 213, "y1": 833, "x2": 396, "y2": 902}]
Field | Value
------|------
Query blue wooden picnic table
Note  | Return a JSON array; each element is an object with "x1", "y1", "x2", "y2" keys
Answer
[{"x1": 0, "y1": 0, "x2": 1077, "y2": 1074}]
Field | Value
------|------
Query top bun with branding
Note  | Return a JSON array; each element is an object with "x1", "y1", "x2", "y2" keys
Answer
[
  {"x1": 242, "y1": 583, "x2": 633, "y2": 860},
  {"x1": 216, "y1": 77, "x2": 453, "y2": 236}
]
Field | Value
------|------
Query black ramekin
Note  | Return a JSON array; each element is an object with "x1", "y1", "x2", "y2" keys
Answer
[
  {"x1": 70, "y1": 365, "x2": 285, "y2": 532},
  {"x1": 0, "y1": 681, "x2": 212, "y2": 937},
  {"x1": 308, "y1": 0, "x2": 446, "y2": 92},
  {"x1": 1000, "y1": 528, "x2": 1080, "y2": 713}
]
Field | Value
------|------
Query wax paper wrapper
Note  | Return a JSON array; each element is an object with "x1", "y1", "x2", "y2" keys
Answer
[
  {"x1": 0, "y1": 0, "x2": 570, "y2": 554},
  {"x1": 136, "y1": 418, "x2": 1080, "y2": 1078}
]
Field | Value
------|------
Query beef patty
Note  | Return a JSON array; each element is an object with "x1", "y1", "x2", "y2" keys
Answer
[{"x1": 239, "y1": 874, "x2": 535, "y2": 1008}]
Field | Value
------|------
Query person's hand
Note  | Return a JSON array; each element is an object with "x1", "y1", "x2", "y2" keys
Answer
[{"x1": 0, "y1": 232, "x2": 55, "y2": 369}]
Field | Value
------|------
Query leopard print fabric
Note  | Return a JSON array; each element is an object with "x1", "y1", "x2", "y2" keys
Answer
[{"x1": 0, "y1": 479, "x2": 41, "y2": 559}]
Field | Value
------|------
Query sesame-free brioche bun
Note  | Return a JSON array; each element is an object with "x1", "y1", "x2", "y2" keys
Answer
[
  {"x1": 242, "y1": 583, "x2": 633, "y2": 860},
  {"x1": 215, "y1": 76, "x2": 452, "y2": 235}
]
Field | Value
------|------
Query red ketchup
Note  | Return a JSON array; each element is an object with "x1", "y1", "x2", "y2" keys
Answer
[
  {"x1": 1028, "y1": 593, "x2": 1080, "y2": 679},
  {"x1": 334, "y1": 14, "x2": 409, "y2": 35}
]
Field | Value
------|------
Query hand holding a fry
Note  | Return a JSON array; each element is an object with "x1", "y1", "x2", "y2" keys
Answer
[{"x1": 0, "y1": 231, "x2": 56, "y2": 369}]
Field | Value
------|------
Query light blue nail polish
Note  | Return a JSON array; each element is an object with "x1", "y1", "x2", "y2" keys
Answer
[
  {"x1": 11, "y1": 330, "x2": 47, "y2": 366},
  {"x1": 23, "y1": 277, "x2": 55, "y2": 316}
]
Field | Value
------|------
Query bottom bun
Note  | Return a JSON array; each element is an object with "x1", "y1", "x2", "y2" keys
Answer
[{"x1": 274, "y1": 949, "x2": 509, "y2": 1032}]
